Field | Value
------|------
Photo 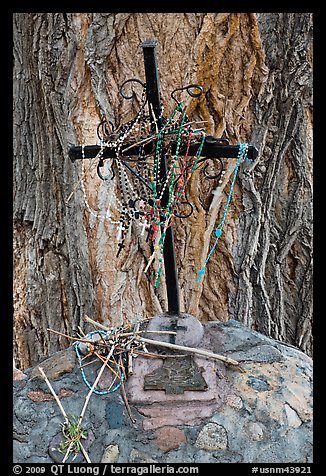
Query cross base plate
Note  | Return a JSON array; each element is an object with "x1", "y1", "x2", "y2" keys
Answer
[{"x1": 144, "y1": 354, "x2": 208, "y2": 394}]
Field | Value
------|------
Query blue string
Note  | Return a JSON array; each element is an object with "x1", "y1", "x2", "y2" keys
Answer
[
  {"x1": 196, "y1": 143, "x2": 251, "y2": 283},
  {"x1": 74, "y1": 330, "x2": 124, "y2": 395}
]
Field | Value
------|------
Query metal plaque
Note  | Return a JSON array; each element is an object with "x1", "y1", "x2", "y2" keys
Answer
[{"x1": 144, "y1": 355, "x2": 208, "y2": 394}]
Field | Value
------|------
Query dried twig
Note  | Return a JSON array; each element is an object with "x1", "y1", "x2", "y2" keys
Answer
[
  {"x1": 83, "y1": 315, "x2": 177, "y2": 337},
  {"x1": 47, "y1": 328, "x2": 97, "y2": 345},
  {"x1": 95, "y1": 352, "x2": 123, "y2": 380},
  {"x1": 137, "y1": 337, "x2": 239, "y2": 366},
  {"x1": 120, "y1": 381, "x2": 135, "y2": 423},
  {"x1": 120, "y1": 330, "x2": 177, "y2": 337},
  {"x1": 62, "y1": 442, "x2": 74, "y2": 464},
  {"x1": 38, "y1": 367, "x2": 69, "y2": 424},
  {"x1": 121, "y1": 135, "x2": 155, "y2": 154},
  {"x1": 78, "y1": 442, "x2": 92, "y2": 463},
  {"x1": 83, "y1": 316, "x2": 116, "y2": 332},
  {"x1": 78, "y1": 345, "x2": 116, "y2": 428}
]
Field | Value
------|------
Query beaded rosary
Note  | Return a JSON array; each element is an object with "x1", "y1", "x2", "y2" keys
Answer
[
  {"x1": 145, "y1": 103, "x2": 206, "y2": 287},
  {"x1": 79, "y1": 79, "x2": 253, "y2": 288},
  {"x1": 81, "y1": 93, "x2": 207, "y2": 286}
]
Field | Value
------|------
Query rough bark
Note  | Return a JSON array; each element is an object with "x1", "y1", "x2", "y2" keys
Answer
[
  {"x1": 13, "y1": 13, "x2": 312, "y2": 368},
  {"x1": 231, "y1": 13, "x2": 313, "y2": 353}
]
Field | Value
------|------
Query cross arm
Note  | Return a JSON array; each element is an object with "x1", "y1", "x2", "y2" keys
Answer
[{"x1": 68, "y1": 138, "x2": 258, "y2": 162}]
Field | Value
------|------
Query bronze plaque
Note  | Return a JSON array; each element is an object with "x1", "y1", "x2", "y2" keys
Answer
[{"x1": 144, "y1": 355, "x2": 208, "y2": 394}]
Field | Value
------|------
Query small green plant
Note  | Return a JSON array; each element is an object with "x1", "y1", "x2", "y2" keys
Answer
[{"x1": 57, "y1": 415, "x2": 88, "y2": 456}]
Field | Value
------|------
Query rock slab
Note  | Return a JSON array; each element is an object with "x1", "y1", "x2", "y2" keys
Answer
[{"x1": 13, "y1": 320, "x2": 313, "y2": 464}]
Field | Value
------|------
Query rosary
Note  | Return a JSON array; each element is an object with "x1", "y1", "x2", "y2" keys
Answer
[
  {"x1": 79, "y1": 85, "x2": 212, "y2": 287},
  {"x1": 78, "y1": 87, "x2": 253, "y2": 288}
]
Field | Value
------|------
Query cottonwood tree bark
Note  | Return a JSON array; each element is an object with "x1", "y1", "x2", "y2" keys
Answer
[{"x1": 13, "y1": 13, "x2": 313, "y2": 369}]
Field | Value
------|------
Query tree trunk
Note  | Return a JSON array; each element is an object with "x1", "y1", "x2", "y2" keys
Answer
[{"x1": 13, "y1": 13, "x2": 313, "y2": 369}]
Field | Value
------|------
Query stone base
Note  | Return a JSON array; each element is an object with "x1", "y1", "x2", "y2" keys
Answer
[{"x1": 13, "y1": 320, "x2": 313, "y2": 464}]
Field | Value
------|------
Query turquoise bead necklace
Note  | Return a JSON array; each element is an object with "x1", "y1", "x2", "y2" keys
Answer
[{"x1": 196, "y1": 143, "x2": 251, "y2": 283}]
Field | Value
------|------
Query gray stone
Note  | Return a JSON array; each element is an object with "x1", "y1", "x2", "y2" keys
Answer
[
  {"x1": 101, "y1": 444, "x2": 120, "y2": 463},
  {"x1": 129, "y1": 449, "x2": 158, "y2": 463},
  {"x1": 146, "y1": 313, "x2": 204, "y2": 346},
  {"x1": 246, "y1": 375, "x2": 271, "y2": 391},
  {"x1": 213, "y1": 450, "x2": 244, "y2": 463},
  {"x1": 195, "y1": 423, "x2": 228, "y2": 451},
  {"x1": 284, "y1": 404, "x2": 302, "y2": 428},
  {"x1": 245, "y1": 421, "x2": 266, "y2": 441},
  {"x1": 229, "y1": 344, "x2": 284, "y2": 363},
  {"x1": 25, "y1": 457, "x2": 51, "y2": 463},
  {"x1": 106, "y1": 400, "x2": 127, "y2": 429},
  {"x1": 48, "y1": 429, "x2": 95, "y2": 463},
  {"x1": 211, "y1": 319, "x2": 269, "y2": 352},
  {"x1": 13, "y1": 441, "x2": 33, "y2": 462},
  {"x1": 192, "y1": 449, "x2": 217, "y2": 463}
]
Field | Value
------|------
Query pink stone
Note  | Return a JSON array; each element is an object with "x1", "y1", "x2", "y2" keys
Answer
[
  {"x1": 13, "y1": 368, "x2": 27, "y2": 381},
  {"x1": 27, "y1": 388, "x2": 74, "y2": 402},
  {"x1": 139, "y1": 402, "x2": 220, "y2": 430},
  {"x1": 225, "y1": 394, "x2": 243, "y2": 409},
  {"x1": 153, "y1": 426, "x2": 187, "y2": 453},
  {"x1": 125, "y1": 330, "x2": 231, "y2": 430}
]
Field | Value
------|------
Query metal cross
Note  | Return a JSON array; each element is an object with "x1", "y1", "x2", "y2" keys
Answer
[{"x1": 68, "y1": 39, "x2": 258, "y2": 331}]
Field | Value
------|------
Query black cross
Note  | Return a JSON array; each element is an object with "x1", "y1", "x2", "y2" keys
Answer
[
  {"x1": 141, "y1": 39, "x2": 180, "y2": 316},
  {"x1": 68, "y1": 40, "x2": 258, "y2": 325}
]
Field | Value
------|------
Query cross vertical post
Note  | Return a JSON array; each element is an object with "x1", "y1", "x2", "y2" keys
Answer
[{"x1": 141, "y1": 39, "x2": 180, "y2": 317}]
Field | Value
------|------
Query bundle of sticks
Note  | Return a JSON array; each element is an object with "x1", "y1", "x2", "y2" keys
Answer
[{"x1": 49, "y1": 315, "x2": 239, "y2": 382}]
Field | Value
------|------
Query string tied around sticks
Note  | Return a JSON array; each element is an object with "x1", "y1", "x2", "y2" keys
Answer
[{"x1": 196, "y1": 143, "x2": 251, "y2": 284}]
